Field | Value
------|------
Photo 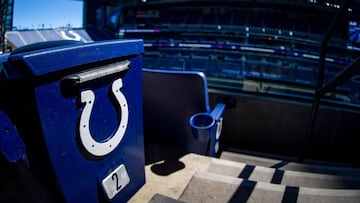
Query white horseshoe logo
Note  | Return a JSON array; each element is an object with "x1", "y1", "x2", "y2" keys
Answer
[
  {"x1": 79, "y1": 78, "x2": 129, "y2": 156},
  {"x1": 59, "y1": 30, "x2": 82, "y2": 41}
]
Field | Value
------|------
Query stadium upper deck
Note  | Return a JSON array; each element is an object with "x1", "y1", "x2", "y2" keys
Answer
[{"x1": 117, "y1": 0, "x2": 360, "y2": 107}]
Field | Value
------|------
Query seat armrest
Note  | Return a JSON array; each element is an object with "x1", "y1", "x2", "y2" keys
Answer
[
  {"x1": 210, "y1": 103, "x2": 226, "y2": 121},
  {"x1": 189, "y1": 103, "x2": 226, "y2": 156}
]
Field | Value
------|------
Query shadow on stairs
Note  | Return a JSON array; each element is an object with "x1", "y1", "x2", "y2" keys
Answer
[{"x1": 129, "y1": 144, "x2": 360, "y2": 203}]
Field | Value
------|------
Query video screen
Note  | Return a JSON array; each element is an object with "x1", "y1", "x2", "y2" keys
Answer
[{"x1": 349, "y1": 19, "x2": 360, "y2": 44}]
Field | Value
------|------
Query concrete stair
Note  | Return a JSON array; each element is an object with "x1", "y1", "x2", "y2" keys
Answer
[
  {"x1": 177, "y1": 150, "x2": 360, "y2": 203},
  {"x1": 130, "y1": 144, "x2": 360, "y2": 203},
  {"x1": 178, "y1": 171, "x2": 360, "y2": 203},
  {"x1": 220, "y1": 151, "x2": 360, "y2": 176},
  {"x1": 207, "y1": 158, "x2": 360, "y2": 189}
]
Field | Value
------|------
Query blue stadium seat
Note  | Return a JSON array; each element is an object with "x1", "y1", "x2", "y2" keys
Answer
[
  {"x1": 232, "y1": 14, "x2": 247, "y2": 26},
  {"x1": 185, "y1": 14, "x2": 201, "y2": 24},
  {"x1": 202, "y1": 14, "x2": 217, "y2": 25},
  {"x1": 218, "y1": 14, "x2": 232, "y2": 26},
  {"x1": 169, "y1": 14, "x2": 185, "y2": 24},
  {"x1": 142, "y1": 68, "x2": 225, "y2": 156},
  {"x1": 295, "y1": 67, "x2": 316, "y2": 85}
]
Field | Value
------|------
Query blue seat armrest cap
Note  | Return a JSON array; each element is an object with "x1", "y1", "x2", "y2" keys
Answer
[{"x1": 210, "y1": 103, "x2": 226, "y2": 121}]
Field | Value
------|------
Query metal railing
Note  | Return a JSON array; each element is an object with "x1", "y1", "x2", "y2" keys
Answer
[{"x1": 299, "y1": 0, "x2": 360, "y2": 162}]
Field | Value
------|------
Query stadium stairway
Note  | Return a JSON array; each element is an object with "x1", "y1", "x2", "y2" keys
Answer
[{"x1": 129, "y1": 144, "x2": 360, "y2": 203}]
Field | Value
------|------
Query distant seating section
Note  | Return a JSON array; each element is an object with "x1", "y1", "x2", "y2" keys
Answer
[{"x1": 120, "y1": 4, "x2": 360, "y2": 106}]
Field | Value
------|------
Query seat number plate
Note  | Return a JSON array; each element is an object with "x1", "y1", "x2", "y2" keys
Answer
[{"x1": 101, "y1": 164, "x2": 130, "y2": 199}]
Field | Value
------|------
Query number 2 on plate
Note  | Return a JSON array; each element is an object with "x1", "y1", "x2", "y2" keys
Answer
[{"x1": 112, "y1": 173, "x2": 122, "y2": 191}]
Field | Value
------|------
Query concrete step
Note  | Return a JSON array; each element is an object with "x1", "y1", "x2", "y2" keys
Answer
[
  {"x1": 149, "y1": 193, "x2": 185, "y2": 203},
  {"x1": 220, "y1": 151, "x2": 360, "y2": 176},
  {"x1": 207, "y1": 158, "x2": 360, "y2": 189},
  {"x1": 178, "y1": 171, "x2": 360, "y2": 203}
]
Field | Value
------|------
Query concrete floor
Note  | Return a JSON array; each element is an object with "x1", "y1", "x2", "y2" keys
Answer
[
  {"x1": 128, "y1": 145, "x2": 212, "y2": 202},
  {"x1": 128, "y1": 144, "x2": 360, "y2": 203}
]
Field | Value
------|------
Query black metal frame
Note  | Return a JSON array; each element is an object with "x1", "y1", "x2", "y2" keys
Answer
[
  {"x1": 0, "y1": 0, "x2": 14, "y2": 53},
  {"x1": 299, "y1": 0, "x2": 360, "y2": 162}
]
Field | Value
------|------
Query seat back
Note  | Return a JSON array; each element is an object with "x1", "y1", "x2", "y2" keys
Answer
[{"x1": 143, "y1": 68, "x2": 211, "y2": 155}]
